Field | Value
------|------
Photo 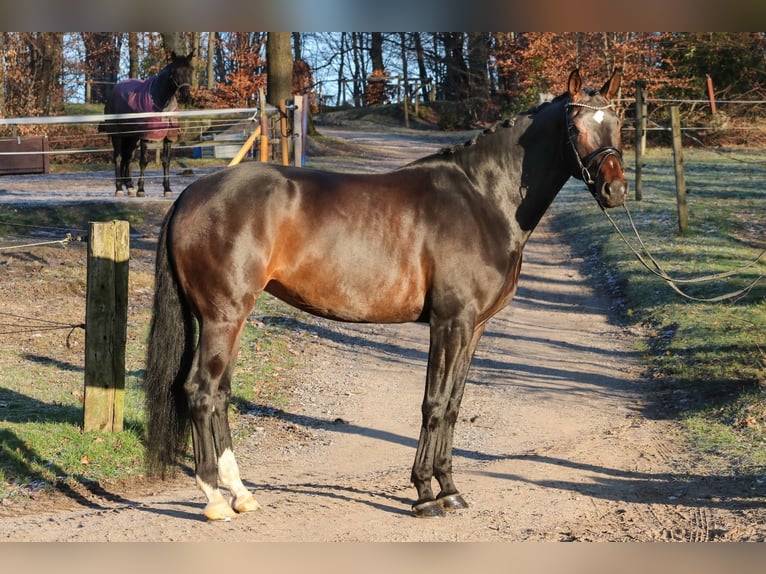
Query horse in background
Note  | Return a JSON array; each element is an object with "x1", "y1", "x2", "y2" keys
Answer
[{"x1": 99, "y1": 51, "x2": 193, "y2": 197}]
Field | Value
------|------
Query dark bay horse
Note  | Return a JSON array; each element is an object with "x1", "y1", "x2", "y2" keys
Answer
[
  {"x1": 99, "y1": 51, "x2": 193, "y2": 197},
  {"x1": 144, "y1": 68, "x2": 628, "y2": 521}
]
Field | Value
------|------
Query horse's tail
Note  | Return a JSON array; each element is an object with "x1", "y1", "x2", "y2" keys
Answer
[{"x1": 144, "y1": 201, "x2": 196, "y2": 478}]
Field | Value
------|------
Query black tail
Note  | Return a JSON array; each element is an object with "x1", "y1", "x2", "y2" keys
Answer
[{"x1": 144, "y1": 202, "x2": 196, "y2": 478}]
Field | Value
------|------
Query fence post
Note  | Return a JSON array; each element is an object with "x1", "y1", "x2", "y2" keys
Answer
[
  {"x1": 670, "y1": 106, "x2": 688, "y2": 232},
  {"x1": 258, "y1": 87, "x2": 269, "y2": 162},
  {"x1": 279, "y1": 99, "x2": 289, "y2": 166},
  {"x1": 83, "y1": 220, "x2": 129, "y2": 432},
  {"x1": 634, "y1": 79, "x2": 646, "y2": 201},
  {"x1": 293, "y1": 94, "x2": 306, "y2": 167}
]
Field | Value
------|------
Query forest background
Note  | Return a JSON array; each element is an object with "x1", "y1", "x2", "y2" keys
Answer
[{"x1": 2, "y1": 32, "x2": 766, "y2": 139}]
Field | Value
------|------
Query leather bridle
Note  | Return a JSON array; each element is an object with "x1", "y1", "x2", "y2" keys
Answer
[{"x1": 565, "y1": 101, "x2": 623, "y2": 197}]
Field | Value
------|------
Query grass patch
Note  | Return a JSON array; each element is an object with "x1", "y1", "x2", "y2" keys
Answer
[{"x1": 549, "y1": 146, "x2": 766, "y2": 470}]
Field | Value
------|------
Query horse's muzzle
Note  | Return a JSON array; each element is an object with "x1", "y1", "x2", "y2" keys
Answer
[
  {"x1": 593, "y1": 153, "x2": 628, "y2": 208},
  {"x1": 598, "y1": 176, "x2": 628, "y2": 208}
]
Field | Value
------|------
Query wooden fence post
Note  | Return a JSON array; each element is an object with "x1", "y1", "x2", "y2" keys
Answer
[
  {"x1": 293, "y1": 94, "x2": 306, "y2": 167},
  {"x1": 670, "y1": 106, "x2": 689, "y2": 232},
  {"x1": 83, "y1": 220, "x2": 129, "y2": 432},
  {"x1": 634, "y1": 79, "x2": 646, "y2": 201},
  {"x1": 259, "y1": 87, "x2": 269, "y2": 162},
  {"x1": 279, "y1": 99, "x2": 289, "y2": 166}
]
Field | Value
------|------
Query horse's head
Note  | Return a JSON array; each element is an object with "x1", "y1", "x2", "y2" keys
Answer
[
  {"x1": 565, "y1": 67, "x2": 628, "y2": 208},
  {"x1": 169, "y1": 50, "x2": 194, "y2": 103}
]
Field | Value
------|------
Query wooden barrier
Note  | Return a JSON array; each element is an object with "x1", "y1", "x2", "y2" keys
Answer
[
  {"x1": 0, "y1": 136, "x2": 49, "y2": 175},
  {"x1": 227, "y1": 93, "x2": 307, "y2": 168},
  {"x1": 83, "y1": 220, "x2": 129, "y2": 432}
]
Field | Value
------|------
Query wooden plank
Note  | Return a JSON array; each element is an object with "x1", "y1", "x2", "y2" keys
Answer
[{"x1": 0, "y1": 136, "x2": 49, "y2": 175}]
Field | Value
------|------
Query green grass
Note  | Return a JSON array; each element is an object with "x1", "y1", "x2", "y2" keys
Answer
[{"x1": 549, "y1": 146, "x2": 766, "y2": 470}]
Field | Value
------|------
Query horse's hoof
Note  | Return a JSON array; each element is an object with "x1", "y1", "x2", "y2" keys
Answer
[
  {"x1": 232, "y1": 493, "x2": 260, "y2": 513},
  {"x1": 163, "y1": 191, "x2": 173, "y2": 197},
  {"x1": 136, "y1": 190, "x2": 146, "y2": 197},
  {"x1": 114, "y1": 190, "x2": 125, "y2": 197},
  {"x1": 204, "y1": 500, "x2": 238, "y2": 522},
  {"x1": 412, "y1": 499, "x2": 445, "y2": 518},
  {"x1": 127, "y1": 189, "x2": 137, "y2": 197},
  {"x1": 437, "y1": 493, "x2": 469, "y2": 511}
]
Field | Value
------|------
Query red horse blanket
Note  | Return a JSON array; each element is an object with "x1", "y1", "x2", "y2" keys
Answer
[{"x1": 104, "y1": 77, "x2": 180, "y2": 142}]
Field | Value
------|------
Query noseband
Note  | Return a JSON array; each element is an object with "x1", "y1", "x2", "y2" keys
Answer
[{"x1": 565, "y1": 101, "x2": 623, "y2": 194}]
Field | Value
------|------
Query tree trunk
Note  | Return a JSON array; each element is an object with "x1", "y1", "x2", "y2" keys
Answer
[
  {"x1": 352, "y1": 32, "x2": 363, "y2": 107},
  {"x1": 128, "y1": 33, "x2": 139, "y2": 78},
  {"x1": 467, "y1": 32, "x2": 489, "y2": 100},
  {"x1": 413, "y1": 33, "x2": 430, "y2": 101},
  {"x1": 292, "y1": 32, "x2": 302, "y2": 61},
  {"x1": 442, "y1": 32, "x2": 468, "y2": 101},
  {"x1": 160, "y1": 32, "x2": 181, "y2": 55},
  {"x1": 207, "y1": 33, "x2": 216, "y2": 89},
  {"x1": 266, "y1": 32, "x2": 293, "y2": 107},
  {"x1": 370, "y1": 32, "x2": 384, "y2": 72},
  {"x1": 81, "y1": 32, "x2": 121, "y2": 104},
  {"x1": 31, "y1": 33, "x2": 64, "y2": 114},
  {"x1": 191, "y1": 32, "x2": 200, "y2": 89}
]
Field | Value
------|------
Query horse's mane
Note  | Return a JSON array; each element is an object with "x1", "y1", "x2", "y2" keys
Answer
[{"x1": 417, "y1": 90, "x2": 572, "y2": 162}]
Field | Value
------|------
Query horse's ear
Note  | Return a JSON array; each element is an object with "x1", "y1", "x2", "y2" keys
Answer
[
  {"x1": 567, "y1": 69, "x2": 582, "y2": 98},
  {"x1": 601, "y1": 66, "x2": 623, "y2": 101}
]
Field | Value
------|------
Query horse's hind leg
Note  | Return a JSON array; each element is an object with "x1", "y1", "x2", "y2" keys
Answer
[
  {"x1": 111, "y1": 137, "x2": 125, "y2": 196},
  {"x1": 120, "y1": 138, "x2": 138, "y2": 196},
  {"x1": 136, "y1": 139, "x2": 148, "y2": 197},
  {"x1": 211, "y1": 358, "x2": 260, "y2": 514},
  {"x1": 186, "y1": 315, "x2": 255, "y2": 521},
  {"x1": 161, "y1": 139, "x2": 173, "y2": 197}
]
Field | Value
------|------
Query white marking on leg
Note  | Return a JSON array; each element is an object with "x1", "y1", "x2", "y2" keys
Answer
[
  {"x1": 196, "y1": 475, "x2": 235, "y2": 521},
  {"x1": 218, "y1": 448, "x2": 260, "y2": 513}
]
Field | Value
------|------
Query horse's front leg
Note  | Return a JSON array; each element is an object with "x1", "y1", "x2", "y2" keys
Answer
[
  {"x1": 411, "y1": 314, "x2": 479, "y2": 518},
  {"x1": 136, "y1": 139, "x2": 148, "y2": 197},
  {"x1": 432, "y1": 324, "x2": 485, "y2": 511},
  {"x1": 161, "y1": 139, "x2": 173, "y2": 196}
]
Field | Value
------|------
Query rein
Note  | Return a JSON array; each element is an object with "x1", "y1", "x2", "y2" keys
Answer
[{"x1": 599, "y1": 203, "x2": 765, "y2": 303}]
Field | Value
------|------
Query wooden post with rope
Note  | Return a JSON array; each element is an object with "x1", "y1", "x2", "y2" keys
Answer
[
  {"x1": 279, "y1": 99, "x2": 289, "y2": 166},
  {"x1": 83, "y1": 220, "x2": 129, "y2": 432},
  {"x1": 670, "y1": 105, "x2": 688, "y2": 232}
]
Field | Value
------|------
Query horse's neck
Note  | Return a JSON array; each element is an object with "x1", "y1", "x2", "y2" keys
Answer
[
  {"x1": 456, "y1": 105, "x2": 572, "y2": 237},
  {"x1": 149, "y1": 70, "x2": 175, "y2": 110}
]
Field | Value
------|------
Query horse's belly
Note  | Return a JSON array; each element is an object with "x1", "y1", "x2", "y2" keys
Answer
[{"x1": 266, "y1": 263, "x2": 426, "y2": 323}]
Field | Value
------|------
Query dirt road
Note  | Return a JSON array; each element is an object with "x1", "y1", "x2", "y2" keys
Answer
[{"x1": 1, "y1": 127, "x2": 764, "y2": 541}]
